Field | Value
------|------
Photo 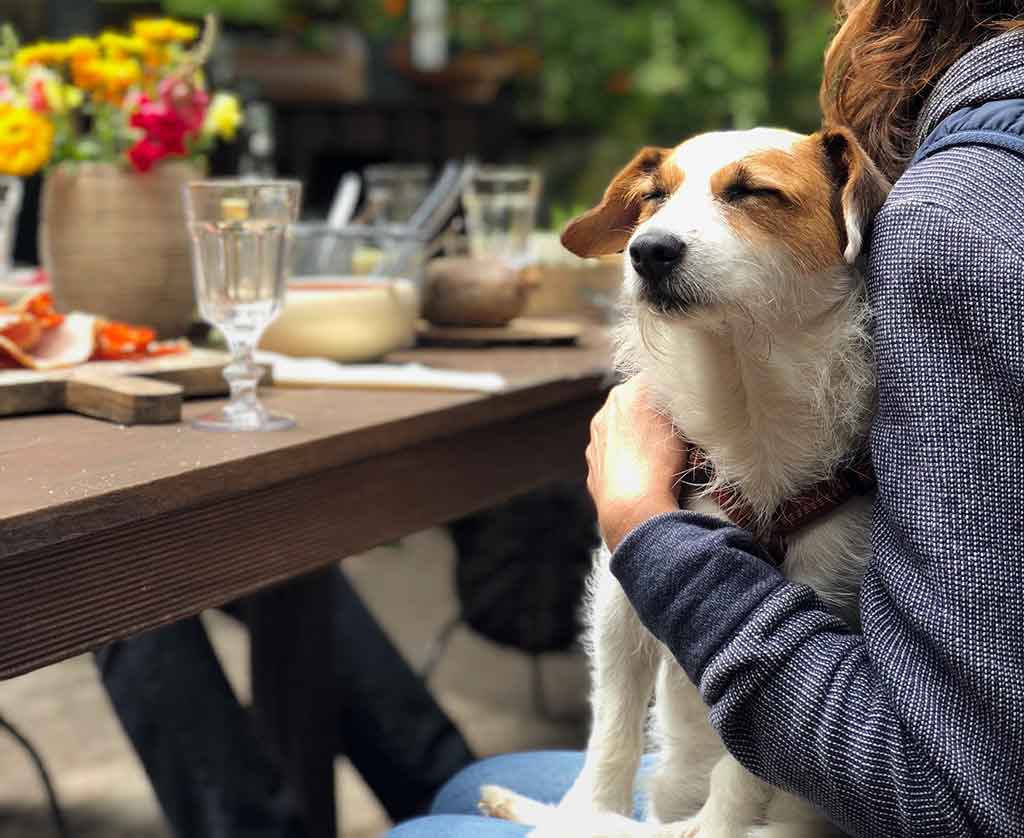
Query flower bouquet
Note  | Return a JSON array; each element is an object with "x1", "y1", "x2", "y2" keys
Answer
[{"x1": 0, "y1": 16, "x2": 244, "y2": 337}]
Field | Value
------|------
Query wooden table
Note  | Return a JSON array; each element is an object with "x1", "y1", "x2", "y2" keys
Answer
[{"x1": 0, "y1": 327, "x2": 611, "y2": 837}]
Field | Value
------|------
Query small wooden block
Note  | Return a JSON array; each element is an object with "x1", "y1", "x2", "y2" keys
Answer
[{"x1": 65, "y1": 373, "x2": 184, "y2": 425}]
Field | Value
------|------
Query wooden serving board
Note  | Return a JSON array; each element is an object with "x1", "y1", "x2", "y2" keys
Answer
[
  {"x1": 417, "y1": 317, "x2": 582, "y2": 347},
  {"x1": 0, "y1": 350, "x2": 271, "y2": 425}
]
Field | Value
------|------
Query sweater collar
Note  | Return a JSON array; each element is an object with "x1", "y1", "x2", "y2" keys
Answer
[{"x1": 916, "y1": 29, "x2": 1024, "y2": 146}]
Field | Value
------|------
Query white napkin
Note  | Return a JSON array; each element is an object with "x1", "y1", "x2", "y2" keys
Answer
[{"x1": 256, "y1": 351, "x2": 506, "y2": 394}]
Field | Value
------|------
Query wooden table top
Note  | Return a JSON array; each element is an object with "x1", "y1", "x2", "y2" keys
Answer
[{"x1": 0, "y1": 326, "x2": 612, "y2": 678}]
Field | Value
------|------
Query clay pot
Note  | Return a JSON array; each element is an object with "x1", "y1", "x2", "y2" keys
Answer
[
  {"x1": 422, "y1": 257, "x2": 535, "y2": 327},
  {"x1": 40, "y1": 160, "x2": 203, "y2": 338}
]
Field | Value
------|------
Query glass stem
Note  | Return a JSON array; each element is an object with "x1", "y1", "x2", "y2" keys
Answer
[{"x1": 224, "y1": 338, "x2": 264, "y2": 414}]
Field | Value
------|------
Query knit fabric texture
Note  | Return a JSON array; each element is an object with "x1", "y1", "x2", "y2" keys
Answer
[{"x1": 611, "y1": 31, "x2": 1024, "y2": 838}]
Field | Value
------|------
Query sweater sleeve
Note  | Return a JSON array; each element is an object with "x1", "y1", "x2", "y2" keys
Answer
[{"x1": 610, "y1": 149, "x2": 1024, "y2": 838}]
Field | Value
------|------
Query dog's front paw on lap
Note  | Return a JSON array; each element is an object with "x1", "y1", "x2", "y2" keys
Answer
[{"x1": 479, "y1": 785, "x2": 556, "y2": 826}]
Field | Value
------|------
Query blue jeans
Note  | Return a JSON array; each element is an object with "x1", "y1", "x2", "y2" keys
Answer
[{"x1": 390, "y1": 751, "x2": 653, "y2": 837}]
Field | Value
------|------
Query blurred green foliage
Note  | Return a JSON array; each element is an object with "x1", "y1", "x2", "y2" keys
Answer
[
  {"x1": 356, "y1": 0, "x2": 837, "y2": 214},
  {"x1": 161, "y1": 0, "x2": 346, "y2": 25},
  {"x1": 160, "y1": 0, "x2": 837, "y2": 215}
]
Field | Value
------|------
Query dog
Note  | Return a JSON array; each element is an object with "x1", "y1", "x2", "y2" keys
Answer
[{"x1": 478, "y1": 126, "x2": 890, "y2": 838}]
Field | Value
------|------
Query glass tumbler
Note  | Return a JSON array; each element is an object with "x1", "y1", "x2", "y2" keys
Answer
[
  {"x1": 184, "y1": 179, "x2": 302, "y2": 432},
  {"x1": 462, "y1": 166, "x2": 542, "y2": 269},
  {"x1": 0, "y1": 177, "x2": 23, "y2": 279}
]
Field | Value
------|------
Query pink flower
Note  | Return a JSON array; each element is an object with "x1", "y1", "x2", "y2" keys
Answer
[
  {"x1": 157, "y1": 77, "x2": 208, "y2": 133},
  {"x1": 27, "y1": 78, "x2": 49, "y2": 113}
]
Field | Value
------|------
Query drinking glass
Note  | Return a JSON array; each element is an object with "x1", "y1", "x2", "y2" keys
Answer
[
  {"x1": 363, "y1": 163, "x2": 432, "y2": 224},
  {"x1": 184, "y1": 179, "x2": 302, "y2": 432},
  {"x1": 462, "y1": 166, "x2": 542, "y2": 269},
  {"x1": 0, "y1": 177, "x2": 23, "y2": 279}
]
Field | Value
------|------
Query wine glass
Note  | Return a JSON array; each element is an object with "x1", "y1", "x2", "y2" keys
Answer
[{"x1": 184, "y1": 179, "x2": 302, "y2": 432}]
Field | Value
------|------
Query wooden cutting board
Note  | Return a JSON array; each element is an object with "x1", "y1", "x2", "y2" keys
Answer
[
  {"x1": 0, "y1": 350, "x2": 270, "y2": 425},
  {"x1": 417, "y1": 317, "x2": 583, "y2": 347}
]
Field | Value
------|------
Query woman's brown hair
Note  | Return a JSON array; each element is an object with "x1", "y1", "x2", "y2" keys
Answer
[{"x1": 821, "y1": 1, "x2": 1024, "y2": 181}]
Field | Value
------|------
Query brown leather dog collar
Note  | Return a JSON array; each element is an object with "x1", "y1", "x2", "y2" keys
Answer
[{"x1": 681, "y1": 447, "x2": 876, "y2": 566}]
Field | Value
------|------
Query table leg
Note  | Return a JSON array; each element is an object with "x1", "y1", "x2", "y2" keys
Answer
[{"x1": 249, "y1": 567, "x2": 338, "y2": 838}]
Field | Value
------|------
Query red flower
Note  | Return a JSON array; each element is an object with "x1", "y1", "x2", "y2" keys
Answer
[
  {"x1": 127, "y1": 137, "x2": 166, "y2": 172},
  {"x1": 125, "y1": 81, "x2": 208, "y2": 173}
]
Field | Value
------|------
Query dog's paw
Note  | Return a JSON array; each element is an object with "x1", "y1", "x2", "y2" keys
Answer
[{"x1": 479, "y1": 785, "x2": 555, "y2": 826}]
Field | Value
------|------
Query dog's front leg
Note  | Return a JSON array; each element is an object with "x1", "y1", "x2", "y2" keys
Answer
[
  {"x1": 562, "y1": 548, "x2": 660, "y2": 816},
  {"x1": 672, "y1": 754, "x2": 773, "y2": 838}
]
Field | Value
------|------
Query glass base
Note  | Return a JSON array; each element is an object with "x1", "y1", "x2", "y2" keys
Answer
[{"x1": 192, "y1": 406, "x2": 296, "y2": 433}]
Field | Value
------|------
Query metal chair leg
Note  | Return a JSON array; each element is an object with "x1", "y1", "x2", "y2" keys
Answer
[{"x1": 420, "y1": 614, "x2": 463, "y2": 680}]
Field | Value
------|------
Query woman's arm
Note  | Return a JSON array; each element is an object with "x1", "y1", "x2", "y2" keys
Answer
[{"x1": 607, "y1": 147, "x2": 1024, "y2": 838}]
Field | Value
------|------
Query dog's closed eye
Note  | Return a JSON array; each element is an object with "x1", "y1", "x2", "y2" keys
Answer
[{"x1": 722, "y1": 180, "x2": 788, "y2": 204}]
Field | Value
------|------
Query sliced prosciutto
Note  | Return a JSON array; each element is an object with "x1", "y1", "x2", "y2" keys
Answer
[
  {"x1": 0, "y1": 312, "x2": 98, "y2": 370},
  {"x1": 0, "y1": 291, "x2": 189, "y2": 370}
]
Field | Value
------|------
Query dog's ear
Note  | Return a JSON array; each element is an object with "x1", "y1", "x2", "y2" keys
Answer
[
  {"x1": 820, "y1": 126, "x2": 890, "y2": 264},
  {"x1": 561, "y1": 146, "x2": 671, "y2": 258}
]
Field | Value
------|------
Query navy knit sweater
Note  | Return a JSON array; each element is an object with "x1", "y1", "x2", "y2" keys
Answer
[{"x1": 611, "y1": 32, "x2": 1024, "y2": 838}]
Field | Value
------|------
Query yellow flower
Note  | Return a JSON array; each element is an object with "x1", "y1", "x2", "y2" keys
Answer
[
  {"x1": 62, "y1": 85, "x2": 83, "y2": 110},
  {"x1": 99, "y1": 31, "x2": 148, "y2": 61},
  {"x1": 0, "y1": 104, "x2": 54, "y2": 176},
  {"x1": 204, "y1": 92, "x2": 243, "y2": 141},
  {"x1": 65, "y1": 36, "x2": 100, "y2": 65},
  {"x1": 14, "y1": 41, "x2": 68, "y2": 70},
  {"x1": 132, "y1": 19, "x2": 199, "y2": 44}
]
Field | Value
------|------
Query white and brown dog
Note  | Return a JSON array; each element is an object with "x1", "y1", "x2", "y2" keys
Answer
[{"x1": 479, "y1": 127, "x2": 890, "y2": 838}]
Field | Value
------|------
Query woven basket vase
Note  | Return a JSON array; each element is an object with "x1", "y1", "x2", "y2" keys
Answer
[{"x1": 40, "y1": 160, "x2": 203, "y2": 338}]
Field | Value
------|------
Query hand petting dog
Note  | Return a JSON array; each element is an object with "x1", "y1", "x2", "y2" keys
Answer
[{"x1": 585, "y1": 376, "x2": 684, "y2": 552}]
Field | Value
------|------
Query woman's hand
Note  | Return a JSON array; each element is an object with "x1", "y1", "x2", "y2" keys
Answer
[{"x1": 586, "y1": 376, "x2": 687, "y2": 551}]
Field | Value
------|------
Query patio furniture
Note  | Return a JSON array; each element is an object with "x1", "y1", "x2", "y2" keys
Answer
[{"x1": 0, "y1": 324, "x2": 611, "y2": 837}]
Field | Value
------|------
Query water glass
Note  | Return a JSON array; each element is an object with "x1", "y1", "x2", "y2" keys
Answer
[
  {"x1": 185, "y1": 179, "x2": 302, "y2": 432},
  {"x1": 462, "y1": 166, "x2": 541, "y2": 269},
  {"x1": 363, "y1": 164, "x2": 432, "y2": 224},
  {"x1": 0, "y1": 177, "x2": 23, "y2": 278}
]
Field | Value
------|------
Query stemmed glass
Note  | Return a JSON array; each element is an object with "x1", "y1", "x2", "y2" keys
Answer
[{"x1": 184, "y1": 179, "x2": 302, "y2": 432}]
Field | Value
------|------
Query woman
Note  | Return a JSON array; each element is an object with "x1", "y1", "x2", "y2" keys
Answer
[{"x1": 392, "y1": 2, "x2": 1024, "y2": 836}]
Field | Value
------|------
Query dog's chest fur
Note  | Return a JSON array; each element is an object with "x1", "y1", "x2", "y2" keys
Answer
[{"x1": 615, "y1": 287, "x2": 876, "y2": 622}]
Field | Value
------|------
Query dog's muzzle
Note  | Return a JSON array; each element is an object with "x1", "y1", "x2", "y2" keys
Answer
[
  {"x1": 630, "y1": 232, "x2": 685, "y2": 282},
  {"x1": 629, "y1": 232, "x2": 697, "y2": 312}
]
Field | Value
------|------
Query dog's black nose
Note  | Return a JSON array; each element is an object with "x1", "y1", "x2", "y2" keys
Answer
[{"x1": 629, "y1": 233, "x2": 686, "y2": 282}]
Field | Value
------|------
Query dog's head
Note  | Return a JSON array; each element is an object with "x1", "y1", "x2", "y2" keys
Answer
[{"x1": 562, "y1": 127, "x2": 889, "y2": 320}]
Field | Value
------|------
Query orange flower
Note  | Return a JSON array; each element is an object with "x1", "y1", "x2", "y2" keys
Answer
[
  {"x1": 72, "y1": 57, "x2": 142, "y2": 104},
  {"x1": 384, "y1": 0, "x2": 407, "y2": 17},
  {"x1": 0, "y1": 104, "x2": 54, "y2": 176}
]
